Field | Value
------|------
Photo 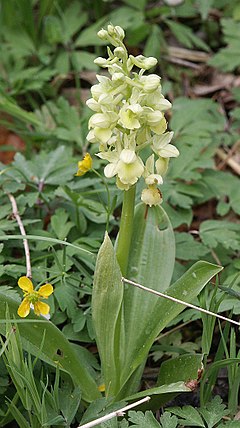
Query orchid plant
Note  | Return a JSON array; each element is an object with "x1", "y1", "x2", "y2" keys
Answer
[
  {"x1": 86, "y1": 25, "x2": 222, "y2": 404},
  {"x1": 0, "y1": 24, "x2": 223, "y2": 416}
]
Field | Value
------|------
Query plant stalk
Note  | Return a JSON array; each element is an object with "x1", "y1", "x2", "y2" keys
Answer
[{"x1": 116, "y1": 185, "x2": 136, "y2": 276}]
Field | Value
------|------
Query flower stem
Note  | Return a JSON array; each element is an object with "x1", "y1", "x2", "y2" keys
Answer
[{"x1": 116, "y1": 185, "x2": 136, "y2": 276}]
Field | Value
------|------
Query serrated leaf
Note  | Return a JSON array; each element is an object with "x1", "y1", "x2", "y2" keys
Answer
[
  {"x1": 166, "y1": 20, "x2": 209, "y2": 51},
  {"x1": 128, "y1": 410, "x2": 160, "y2": 427},
  {"x1": 198, "y1": 0, "x2": 214, "y2": 20},
  {"x1": 199, "y1": 220, "x2": 240, "y2": 251},
  {"x1": 208, "y1": 19, "x2": 240, "y2": 71},
  {"x1": 168, "y1": 405, "x2": 205, "y2": 427},
  {"x1": 175, "y1": 232, "x2": 209, "y2": 261},
  {"x1": 51, "y1": 208, "x2": 74, "y2": 240},
  {"x1": 199, "y1": 396, "x2": 228, "y2": 428},
  {"x1": 160, "y1": 412, "x2": 178, "y2": 428}
]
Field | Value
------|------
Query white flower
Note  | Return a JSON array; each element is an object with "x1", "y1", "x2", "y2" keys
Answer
[
  {"x1": 128, "y1": 55, "x2": 157, "y2": 70},
  {"x1": 155, "y1": 157, "x2": 169, "y2": 176},
  {"x1": 97, "y1": 29, "x2": 108, "y2": 39},
  {"x1": 152, "y1": 132, "x2": 179, "y2": 157},
  {"x1": 117, "y1": 149, "x2": 144, "y2": 185},
  {"x1": 119, "y1": 103, "x2": 143, "y2": 129},
  {"x1": 83, "y1": 24, "x2": 180, "y2": 194},
  {"x1": 145, "y1": 174, "x2": 163, "y2": 185},
  {"x1": 144, "y1": 90, "x2": 172, "y2": 111},
  {"x1": 99, "y1": 149, "x2": 144, "y2": 187},
  {"x1": 144, "y1": 155, "x2": 163, "y2": 185},
  {"x1": 140, "y1": 74, "x2": 161, "y2": 92},
  {"x1": 86, "y1": 98, "x2": 101, "y2": 112}
]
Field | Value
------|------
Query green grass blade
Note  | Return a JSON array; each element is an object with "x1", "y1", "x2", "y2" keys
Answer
[{"x1": 0, "y1": 294, "x2": 100, "y2": 402}]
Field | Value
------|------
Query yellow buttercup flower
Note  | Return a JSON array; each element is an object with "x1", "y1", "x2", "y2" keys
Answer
[
  {"x1": 76, "y1": 153, "x2": 92, "y2": 176},
  {"x1": 17, "y1": 276, "x2": 53, "y2": 318}
]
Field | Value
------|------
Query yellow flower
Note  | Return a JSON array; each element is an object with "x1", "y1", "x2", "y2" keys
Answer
[
  {"x1": 76, "y1": 153, "x2": 92, "y2": 176},
  {"x1": 17, "y1": 276, "x2": 53, "y2": 318}
]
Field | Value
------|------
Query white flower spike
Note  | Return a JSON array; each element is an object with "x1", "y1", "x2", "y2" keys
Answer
[{"x1": 86, "y1": 25, "x2": 179, "y2": 205}]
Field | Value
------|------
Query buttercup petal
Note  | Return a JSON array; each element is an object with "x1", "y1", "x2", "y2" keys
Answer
[
  {"x1": 34, "y1": 301, "x2": 50, "y2": 316},
  {"x1": 17, "y1": 298, "x2": 30, "y2": 318},
  {"x1": 76, "y1": 153, "x2": 92, "y2": 176},
  {"x1": 18, "y1": 276, "x2": 34, "y2": 293},
  {"x1": 38, "y1": 284, "x2": 53, "y2": 298}
]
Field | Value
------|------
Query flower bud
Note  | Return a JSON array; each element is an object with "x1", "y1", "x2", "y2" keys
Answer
[
  {"x1": 112, "y1": 72, "x2": 125, "y2": 81},
  {"x1": 86, "y1": 98, "x2": 101, "y2": 112},
  {"x1": 145, "y1": 174, "x2": 163, "y2": 185},
  {"x1": 94, "y1": 57, "x2": 109, "y2": 67},
  {"x1": 129, "y1": 55, "x2": 157, "y2": 70},
  {"x1": 141, "y1": 187, "x2": 162, "y2": 206},
  {"x1": 156, "y1": 157, "x2": 169, "y2": 175},
  {"x1": 115, "y1": 26, "x2": 125, "y2": 40},
  {"x1": 97, "y1": 29, "x2": 108, "y2": 40},
  {"x1": 107, "y1": 24, "x2": 115, "y2": 36},
  {"x1": 142, "y1": 74, "x2": 161, "y2": 92},
  {"x1": 114, "y1": 47, "x2": 126, "y2": 60},
  {"x1": 147, "y1": 110, "x2": 163, "y2": 125}
]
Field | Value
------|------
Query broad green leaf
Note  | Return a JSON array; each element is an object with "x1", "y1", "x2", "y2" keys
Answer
[
  {"x1": 155, "y1": 354, "x2": 203, "y2": 407},
  {"x1": 120, "y1": 255, "x2": 222, "y2": 393},
  {"x1": 92, "y1": 233, "x2": 124, "y2": 396},
  {"x1": 208, "y1": 19, "x2": 240, "y2": 72},
  {"x1": 157, "y1": 354, "x2": 203, "y2": 386},
  {"x1": 0, "y1": 293, "x2": 100, "y2": 402},
  {"x1": 120, "y1": 204, "x2": 175, "y2": 388},
  {"x1": 125, "y1": 381, "x2": 191, "y2": 403}
]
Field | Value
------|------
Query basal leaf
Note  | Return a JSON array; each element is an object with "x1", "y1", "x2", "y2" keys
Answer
[{"x1": 92, "y1": 233, "x2": 124, "y2": 396}]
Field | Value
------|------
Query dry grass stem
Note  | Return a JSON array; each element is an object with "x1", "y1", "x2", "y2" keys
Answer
[
  {"x1": 78, "y1": 396, "x2": 150, "y2": 428},
  {"x1": 122, "y1": 277, "x2": 240, "y2": 327},
  {"x1": 7, "y1": 193, "x2": 32, "y2": 278}
]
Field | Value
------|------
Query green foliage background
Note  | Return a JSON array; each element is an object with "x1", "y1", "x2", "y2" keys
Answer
[{"x1": 0, "y1": 0, "x2": 240, "y2": 426}]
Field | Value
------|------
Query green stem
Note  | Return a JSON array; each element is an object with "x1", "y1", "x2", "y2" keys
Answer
[{"x1": 116, "y1": 185, "x2": 136, "y2": 276}]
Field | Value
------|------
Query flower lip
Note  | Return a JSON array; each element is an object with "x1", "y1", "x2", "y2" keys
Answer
[{"x1": 120, "y1": 149, "x2": 137, "y2": 164}]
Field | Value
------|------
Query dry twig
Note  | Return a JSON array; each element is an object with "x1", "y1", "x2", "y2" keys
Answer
[
  {"x1": 7, "y1": 193, "x2": 32, "y2": 278},
  {"x1": 122, "y1": 277, "x2": 240, "y2": 327},
  {"x1": 78, "y1": 396, "x2": 150, "y2": 428}
]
